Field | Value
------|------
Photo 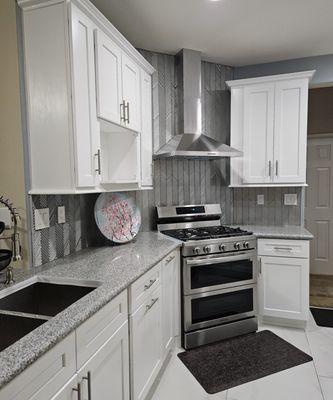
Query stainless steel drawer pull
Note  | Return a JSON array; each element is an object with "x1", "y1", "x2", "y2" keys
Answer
[
  {"x1": 83, "y1": 371, "x2": 92, "y2": 400},
  {"x1": 146, "y1": 297, "x2": 158, "y2": 312},
  {"x1": 275, "y1": 160, "x2": 279, "y2": 176},
  {"x1": 166, "y1": 255, "x2": 175, "y2": 264},
  {"x1": 125, "y1": 101, "x2": 130, "y2": 123},
  {"x1": 144, "y1": 278, "x2": 156, "y2": 290},
  {"x1": 95, "y1": 149, "x2": 101, "y2": 175},
  {"x1": 273, "y1": 246, "x2": 293, "y2": 251},
  {"x1": 72, "y1": 382, "x2": 82, "y2": 400},
  {"x1": 120, "y1": 100, "x2": 126, "y2": 122},
  {"x1": 268, "y1": 160, "x2": 272, "y2": 178}
]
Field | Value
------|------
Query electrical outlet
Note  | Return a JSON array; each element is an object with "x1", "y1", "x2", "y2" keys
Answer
[
  {"x1": 257, "y1": 195, "x2": 264, "y2": 205},
  {"x1": 284, "y1": 194, "x2": 298, "y2": 206},
  {"x1": 57, "y1": 206, "x2": 66, "y2": 224},
  {"x1": 34, "y1": 208, "x2": 50, "y2": 230}
]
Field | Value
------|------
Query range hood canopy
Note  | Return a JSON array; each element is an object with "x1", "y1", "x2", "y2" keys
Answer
[{"x1": 155, "y1": 49, "x2": 242, "y2": 159}]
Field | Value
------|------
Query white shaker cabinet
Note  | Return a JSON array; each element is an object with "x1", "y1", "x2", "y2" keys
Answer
[
  {"x1": 258, "y1": 239, "x2": 310, "y2": 326},
  {"x1": 121, "y1": 54, "x2": 141, "y2": 133},
  {"x1": 227, "y1": 71, "x2": 315, "y2": 187},
  {"x1": 94, "y1": 30, "x2": 123, "y2": 126},
  {"x1": 77, "y1": 321, "x2": 130, "y2": 400},
  {"x1": 71, "y1": 4, "x2": 100, "y2": 188},
  {"x1": 130, "y1": 284, "x2": 162, "y2": 400},
  {"x1": 140, "y1": 70, "x2": 153, "y2": 187},
  {"x1": 18, "y1": 0, "x2": 154, "y2": 194},
  {"x1": 243, "y1": 83, "x2": 275, "y2": 184},
  {"x1": 50, "y1": 376, "x2": 78, "y2": 400},
  {"x1": 161, "y1": 252, "x2": 177, "y2": 356}
]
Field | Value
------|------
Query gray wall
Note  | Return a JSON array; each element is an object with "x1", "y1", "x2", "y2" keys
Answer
[
  {"x1": 30, "y1": 50, "x2": 304, "y2": 267},
  {"x1": 234, "y1": 54, "x2": 333, "y2": 87}
]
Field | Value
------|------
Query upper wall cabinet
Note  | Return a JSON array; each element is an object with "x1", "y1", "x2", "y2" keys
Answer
[
  {"x1": 227, "y1": 71, "x2": 315, "y2": 187},
  {"x1": 18, "y1": 0, "x2": 154, "y2": 194}
]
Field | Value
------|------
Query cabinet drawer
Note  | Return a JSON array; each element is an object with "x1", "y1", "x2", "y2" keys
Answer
[
  {"x1": 76, "y1": 290, "x2": 127, "y2": 369},
  {"x1": 129, "y1": 262, "x2": 161, "y2": 313},
  {"x1": 258, "y1": 239, "x2": 309, "y2": 258},
  {"x1": 0, "y1": 332, "x2": 76, "y2": 400}
]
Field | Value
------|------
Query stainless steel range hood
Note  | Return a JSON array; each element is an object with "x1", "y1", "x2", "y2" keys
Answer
[{"x1": 155, "y1": 49, "x2": 242, "y2": 159}]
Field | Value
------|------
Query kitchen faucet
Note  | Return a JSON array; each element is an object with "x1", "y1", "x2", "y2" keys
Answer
[{"x1": 0, "y1": 195, "x2": 22, "y2": 284}]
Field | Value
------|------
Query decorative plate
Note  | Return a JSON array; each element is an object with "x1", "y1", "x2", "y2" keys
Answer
[{"x1": 94, "y1": 192, "x2": 141, "y2": 243}]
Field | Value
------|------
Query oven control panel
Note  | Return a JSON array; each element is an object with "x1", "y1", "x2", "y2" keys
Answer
[{"x1": 182, "y1": 236, "x2": 256, "y2": 257}]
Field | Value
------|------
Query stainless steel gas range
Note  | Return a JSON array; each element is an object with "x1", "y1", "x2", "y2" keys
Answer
[{"x1": 157, "y1": 204, "x2": 258, "y2": 349}]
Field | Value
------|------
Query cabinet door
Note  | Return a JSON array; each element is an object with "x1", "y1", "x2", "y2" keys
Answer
[
  {"x1": 243, "y1": 83, "x2": 275, "y2": 184},
  {"x1": 95, "y1": 30, "x2": 123, "y2": 125},
  {"x1": 161, "y1": 253, "x2": 176, "y2": 357},
  {"x1": 130, "y1": 285, "x2": 162, "y2": 400},
  {"x1": 78, "y1": 321, "x2": 130, "y2": 400},
  {"x1": 70, "y1": 4, "x2": 100, "y2": 188},
  {"x1": 140, "y1": 70, "x2": 153, "y2": 187},
  {"x1": 122, "y1": 53, "x2": 141, "y2": 132},
  {"x1": 273, "y1": 79, "x2": 308, "y2": 183},
  {"x1": 259, "y1": 256, "x2": 309, "y2": 321},
  {"x1": 50, "y1": 376, "x2": 78, "y2": 400}
]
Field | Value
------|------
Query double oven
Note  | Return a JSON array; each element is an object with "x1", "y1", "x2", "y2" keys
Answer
[
  {"x1": 182, "y1": 241, "x2": 258, "y2": 349},
  {"x1": 157, "y1": 204, "x2": 258, "y2": 349}
]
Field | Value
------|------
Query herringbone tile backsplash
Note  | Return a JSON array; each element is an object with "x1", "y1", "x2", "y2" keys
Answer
[{"x1": 31, "y1": 50, "x2": 303, "y2": 267}]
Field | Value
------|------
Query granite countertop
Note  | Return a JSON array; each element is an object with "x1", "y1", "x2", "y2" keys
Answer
[
  {"x1": 0, "y1": 232, "x2": 181, "y2": 389},
  {"x1": 232, "y1": 225, "x2": 313, "y2": 240}
]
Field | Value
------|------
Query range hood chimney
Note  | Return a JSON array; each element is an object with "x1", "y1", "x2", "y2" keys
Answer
[{"x1": 155, "y1": 49, "x2": 242, "y2": 159}]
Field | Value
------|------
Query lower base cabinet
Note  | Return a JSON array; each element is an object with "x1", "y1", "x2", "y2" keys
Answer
[
  {"x1": 258, "y1": 239, "x2": 309, "y2": 325},
  {"x1": 0, "y1": 249, "x2": 180, "y2": 400},
  {"x1": 130, "y1": 284, "x2": 162, "y2": 400}
]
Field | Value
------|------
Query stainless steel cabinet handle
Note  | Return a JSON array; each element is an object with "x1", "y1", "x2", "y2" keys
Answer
[
  {"x1": 258, "y1": 258, "x2": 262, "y2": 275},
  {"x1": 146, "y1": 297, "x2": 158, "y2": 312},
  {"x1": 166, "y1": 255, "x2": 175, "y2": 264},
  {"x1": 83, "y1": 371, "x2": 92, "y2": 400},
  {"x1": 275, "y1": 160, "x2": 279, "y2": 177},
  {"x1": 125, "y1": 101, "x2": 130, "y2": 123},
  {"x1": 72, "y1": 382, "x2": 82, "y2": 400},
  {"x1": 120, "y1": 100, "x2": 126, "y2": 122},
  {"x1": 95, "y1": 149, "x2": 101, "y2": 175},
  {"x1": 144, "y1": 278, "x2": 156, "y2": 290},
  {"x1": 273, "y1": 246, "x2": 293, "y2": 251},
  {"x1": 268, "y1": 161, "x2": 272, "y2": 178}
]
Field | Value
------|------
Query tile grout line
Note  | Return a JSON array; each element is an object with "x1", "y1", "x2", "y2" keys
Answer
[{"x1": 305, "y1": 329, "x2": 326, "y2": 400}]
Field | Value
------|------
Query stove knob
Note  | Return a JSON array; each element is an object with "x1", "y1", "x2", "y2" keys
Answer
[
  {"x1": 243, "y1": 241, "x2": 249, "y2": 249},
  {"x1": 193, "y1": 247, "x2": 200, "y2": 255},
  {"x1": 234, "y1": 242, "x2": 241, "y2": 250},
  {"x1": 203, "y1": 245, "x2": 211, "y2": 254},
  {"x1": 219, "y1": 244, "x2": 226, "y2": 252}
]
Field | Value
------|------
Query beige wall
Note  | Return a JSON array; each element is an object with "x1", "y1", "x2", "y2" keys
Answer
[{"x1": 0, "y1": 0, "x2": 29, "y2": 266}]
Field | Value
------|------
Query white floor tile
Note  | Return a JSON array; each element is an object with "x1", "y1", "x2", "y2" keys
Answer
[
  {"x1": 227, "y1": 362, "x2": 323, "y2": 400},
  {"x1": 150, "y1": 349, "x2": 227, "y2": 400},
  {"x1": 306, "y1": 327, "x2": 333, "y2": 378},
  {"x1": 320, "y1": 377, "x2": 333, "y2": 400}
]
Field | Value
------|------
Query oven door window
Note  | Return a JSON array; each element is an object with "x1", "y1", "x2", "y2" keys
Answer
[
  {"x1": 191, "y1": 288, "x2": 253, "y2": 325},
  {"x1": 191, "y1": 258, "x2": 253, "y2": 290}
]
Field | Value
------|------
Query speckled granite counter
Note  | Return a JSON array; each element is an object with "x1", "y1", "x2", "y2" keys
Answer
[
  {"x1": 232, "y1": 225, "x2": 313, "y2": 240},
  {"x1": 0, "y1": 232, "x2": 181, "y2": 389}
]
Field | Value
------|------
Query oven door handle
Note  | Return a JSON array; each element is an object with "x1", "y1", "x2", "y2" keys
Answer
[{"x1": 186, "y1": 253, "x2": 255, "y2": 266}]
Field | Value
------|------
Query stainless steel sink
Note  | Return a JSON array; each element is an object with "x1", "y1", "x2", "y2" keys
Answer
[
  {"x1": 0, "y1": 279, "x2": 98, "y2": 317},
  {"x1": 0, "y1": 314, "x2": 45, "y2": 352},
  {"x1": 0, "y1": 276, "x2": 101, "y2": 351}
]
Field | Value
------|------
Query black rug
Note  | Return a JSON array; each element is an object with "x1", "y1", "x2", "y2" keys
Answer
[
  {"x1": 311, "y1": 307, "x2": 333, "y2": 328},
  {"x1": 177, "y1": 330, "x2": 313, "y2": 394}
]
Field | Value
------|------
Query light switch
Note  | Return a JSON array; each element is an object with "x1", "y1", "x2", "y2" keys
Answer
[
  {"x1": 257, "y1": 195, "x2": 264, "y2": 205},
  {"x1": 284, "y1": 194, "x2": 298, "y2": 206},
  {"x1": 57, "y1": 206, "x2": 66, "y2": 224},
  {"x1": 34, "y1": 208, "x2": 50, "y2": 230}
]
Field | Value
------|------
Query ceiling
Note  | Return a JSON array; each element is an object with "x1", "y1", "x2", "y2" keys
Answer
[{"x1": 91, "y1": 0, "x2": 333, "y2": 66}]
